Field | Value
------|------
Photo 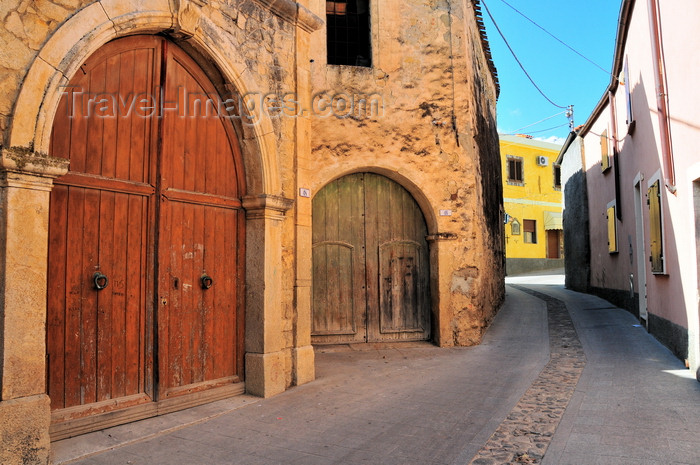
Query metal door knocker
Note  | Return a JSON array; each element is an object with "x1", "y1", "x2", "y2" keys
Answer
[
  {"x1": 200, "y1": 273, "x2": 213, "y2": 289},
  {"x1": 93, "y1": 272, "x2": 109, "y2": 290}
]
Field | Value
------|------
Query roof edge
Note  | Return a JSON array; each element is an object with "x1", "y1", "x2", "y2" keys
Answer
[
  {"x1": 555, "y1": 130, "x2": 579, "y2": 165},
  {"x1": 580, "y1": 0, "x2": 636, "y2": 137},
  {"x1": 472, "y1": 0, "x2": 500, "y2": 98}
]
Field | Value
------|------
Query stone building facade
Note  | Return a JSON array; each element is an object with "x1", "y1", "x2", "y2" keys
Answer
[{"x1": 0, "y1": 1, "x2": 503, "y2": 463}]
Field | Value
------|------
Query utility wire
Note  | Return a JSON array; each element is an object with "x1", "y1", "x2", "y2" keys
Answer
[
  {"x1": 496, "y1": 0, "x2": 613, "y2": 78},
  {"x1": 508, "y1": 110, "x2": 567, "y2": 134},
  {"x1": 519, "y1": 123, "x2": 570, "y2": 135},
  {"x1": 481, "y1": 0, "x2": 568, "y2": 109}
]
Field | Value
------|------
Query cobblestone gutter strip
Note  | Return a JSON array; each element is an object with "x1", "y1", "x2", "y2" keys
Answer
[{"x1": 468, "y1": 286, "x2": 586, "y2": 465}]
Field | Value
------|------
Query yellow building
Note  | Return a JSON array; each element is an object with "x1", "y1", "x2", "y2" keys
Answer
[{"x1": 500, "y1": 134, "x2": 564, "y2": 274}]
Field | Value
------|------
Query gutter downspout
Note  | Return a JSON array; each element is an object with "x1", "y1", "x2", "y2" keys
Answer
[
  {"x1": 647, "y1": 0, "x2": 676, "y2": 193},
  {"x1": 608, "y1": 91, "x2": 619, "y2": 154}
]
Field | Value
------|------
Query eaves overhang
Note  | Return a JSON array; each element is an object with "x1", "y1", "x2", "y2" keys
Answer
[
  {"x1": 473, "y1": 0, "x2": 500, "y2": 98},
  {"x1": 580, "y1": 0, "x2": 636, "y2": 137}
]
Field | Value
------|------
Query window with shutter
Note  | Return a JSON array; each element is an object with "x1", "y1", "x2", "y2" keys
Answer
[
  {"x1": 607, "y1": 204, "x2": 618, "y2": 253},
  {"x1": 506, "y1": 155, "x2": 524, "y2": 185},
  {"x1": 648, "y1": 180, "x2": 664, "y2": 273},
  {"x1": 523, "y1": 219, "x2": 536, "y2": 244},
  {"x1": 601, "y1": 129, "x2": 611, "y2": 172}
]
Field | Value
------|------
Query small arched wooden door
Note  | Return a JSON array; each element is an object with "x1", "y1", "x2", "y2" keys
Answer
[
  {"x1": 47, "y1": 35, "x2": 245, "y2": 434},
  {"x1": 311, "y1": 173, "x2": 431, "y2": 344}
]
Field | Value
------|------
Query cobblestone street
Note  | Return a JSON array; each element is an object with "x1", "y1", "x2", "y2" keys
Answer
[{"x1": 54, "y1": 273, "x2": 700, "y2": 465}]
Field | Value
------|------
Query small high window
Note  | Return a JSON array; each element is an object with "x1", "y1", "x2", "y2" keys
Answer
[
  {"x1": 523, "y1": 219, "x2": 537, "y2": 244},
  {"x1": 326, "y1": 1, "x2": 371, "y2": 67},
  {"x1": 506, "y1": 156, "x2": 524, "y2": 185},
  {"x1": 553, "y1": 164, "x2": 562, "y2": 190}
]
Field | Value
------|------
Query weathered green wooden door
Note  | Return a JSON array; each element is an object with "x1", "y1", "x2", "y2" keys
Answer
[{"x1": 312, "y1": 173, "x2": 430, "y2": 344}]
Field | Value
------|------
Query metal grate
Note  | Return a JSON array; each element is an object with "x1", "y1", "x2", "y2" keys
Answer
[{"x1": 326, "y1": 1, "x2": 371, "y2": 67}]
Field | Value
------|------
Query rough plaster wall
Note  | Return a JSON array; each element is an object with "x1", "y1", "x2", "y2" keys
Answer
[
  {"x1": 561, "y1": 138, "x2": 591, "y2": 292},
  {"x1": 563, "y1": 170, "x2": 590, "y2": 292},
  {"x1": 308, "y1": 0, "x2": 504, "y2": 345}
]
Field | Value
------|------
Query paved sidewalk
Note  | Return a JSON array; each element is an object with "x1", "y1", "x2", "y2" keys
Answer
[{"x1": 53, "y1": 276, "x2": 700, "y2": 465}]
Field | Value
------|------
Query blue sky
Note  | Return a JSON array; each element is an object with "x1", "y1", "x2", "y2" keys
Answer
[{"x1": 480, "y1": 0, "x2": 622, "y2": 144}]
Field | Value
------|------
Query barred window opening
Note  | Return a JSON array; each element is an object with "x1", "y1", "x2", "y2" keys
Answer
[
  {"x1": 327, "y1": 1, "x2": 372, "y2": 67},
  {"x1": 506, "y1": 156, "x2": 524, "y2": 185}
]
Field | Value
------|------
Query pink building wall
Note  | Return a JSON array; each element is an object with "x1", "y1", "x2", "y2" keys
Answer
[{"x1": 578, "y1": 0, "x2": 700, "y2": 372}]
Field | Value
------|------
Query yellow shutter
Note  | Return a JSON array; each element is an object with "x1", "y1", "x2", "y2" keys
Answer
[
  {"x1": 648, "y1": 180, "x2": 663, "y2": 272},
  {"x1": 607, "y1": 205, "x2": 617, "y2": 253},
  {"x1": 601, "y1": 129, "x2": 610, "y2": 172}
]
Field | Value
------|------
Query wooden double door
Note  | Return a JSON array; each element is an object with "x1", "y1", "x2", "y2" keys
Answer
[
  {"x1": 47, "y1": 36, "x2": 245, "y2": 434},
  {"x1": 311, "y1": 173, "x2": 431, "y2": 344}
]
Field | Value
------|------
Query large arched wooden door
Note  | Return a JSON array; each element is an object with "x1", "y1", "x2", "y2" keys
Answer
[
  {"x1": 311, "y1": 173, "x2": 430, "y2": 344},
  {"x1": 47, "y1": 35, "x2": 245, "y2": 436}
]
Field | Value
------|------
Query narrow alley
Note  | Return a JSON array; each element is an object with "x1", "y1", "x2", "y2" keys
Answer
[{"x1": 53, "y1": 272, "x2": 700, "y2": 465}]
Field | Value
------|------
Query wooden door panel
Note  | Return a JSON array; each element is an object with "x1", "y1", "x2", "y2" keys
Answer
[
  {"x1": 202, "y1": 206, "x2": 240, "y2": 381},
  {"x1": 311, "y1": 174, "x2": 366, "y2": 344},
  {"x1": 48, "y1": 36, "x2": 245, "y2": 433},
  {"x1": 47, "y1": 185, "x2": 150, "y2": 410},
  {"x1": 158, "y1": 199, "x2": 241, "y2": 396},
  {"x1": 157, "y1": 42, "x2": 243, "y2": 398},
  {"x1": 365, "y1": 174, "x2": 430, "y2": 342},
  {"x1": 50, "y1": 38, "x2": 159, "y2": 184},
  {"x1": 379, "y1": 241, "x2": 426, "y2": 334},
  {"x1": 312, "y1": 173, "x2": 430, "y2": 344},
  {"x1": 546, "y1": 230, "x2": 560, "y2": 259},
  {"x1": 312, "y1": 242, "x2": 357, "y2": 335},
  {"x1": 48, "y1": 35, "x2": 160, "y2": 417}
]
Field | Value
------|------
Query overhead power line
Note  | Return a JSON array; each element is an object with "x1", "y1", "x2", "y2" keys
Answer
[
  {"x1": 480, "y1": 0, "x2": 569, "y2": 110},
  {"x1": 496, "y1": 0, "x2": 613, "y2": 78},
  {"x1": 509, "y1": 110, "x2": 567, "y2": 134},
  {"x1": 520, "y1": 123, "x2": 570, "y2": 135}
]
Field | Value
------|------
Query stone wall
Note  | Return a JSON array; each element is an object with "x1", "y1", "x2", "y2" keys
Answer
[{"x1": 307, "y1": 0, "x2": 504, "y2": 346}]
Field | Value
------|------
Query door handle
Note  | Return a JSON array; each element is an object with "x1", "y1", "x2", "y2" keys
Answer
[
  {"x1": 200, "y1": 273, "x2": 213, "y2": 289},
  {"x1": 93, "y1": 272, "x2": 108, "y2": 290}
]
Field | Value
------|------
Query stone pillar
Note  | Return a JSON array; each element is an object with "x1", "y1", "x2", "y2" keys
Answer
[
  {"x1": 243, "y1": 194, "x2": 294, "y2": 397},
  {"x1": 0, "y1": 149, "x2": 69, "y2": 465},
  {"x1": 292, "y1": 18, "x2": 315, "y2": 388}
]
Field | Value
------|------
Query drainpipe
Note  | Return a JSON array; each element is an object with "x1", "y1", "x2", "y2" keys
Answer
[
  {"x1": 647, "y1": 0, "x2": 676, "y2": 192},
  {"x1": 608, "y1": 91, "x2": 619, "y2": 154}
]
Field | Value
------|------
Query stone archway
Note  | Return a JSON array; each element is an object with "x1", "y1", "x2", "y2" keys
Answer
[
  {"x1": 46, "y1": 34, "x2": 249, "y2": 438},
  {"x1": 311, "y1": 172, "x2": 432, "y2": 344},
  {"x1": 0, "y1": 1, "x2": 322, "y2": 460}
]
